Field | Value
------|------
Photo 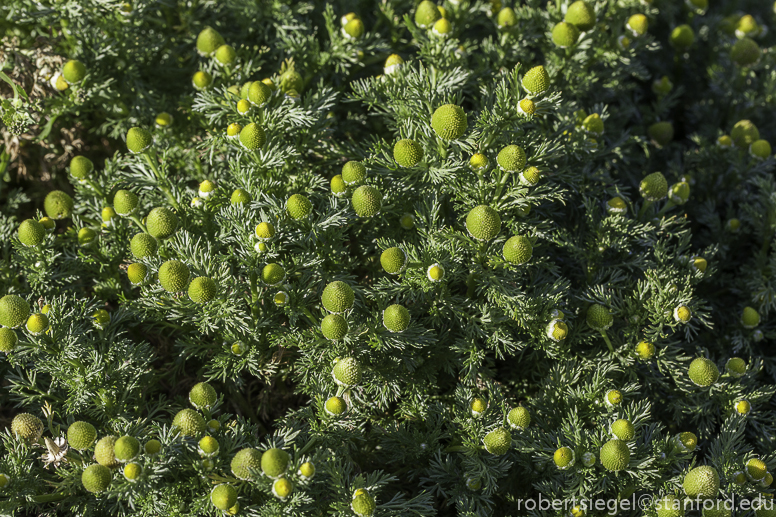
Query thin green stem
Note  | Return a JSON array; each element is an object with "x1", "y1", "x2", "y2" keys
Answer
[
  {"x1": 466, "y1": 272, "x2": 478, "y2": 299},
  {"x1": 436, "y1": 136, "x2": 448, "y2": 162},
  {"x1": 129, "y1": 214, "x2": 147, "y2": 233},
  {"x1": 476, "y1": 169, "x2": 486, "y2": 204},
  {"x1": 144, "y1": 152, "x2": 180, "y2": 210},
  {"x1": 492, "y1": 167, "x2": 512, "y2": 204},
  {"x1": 656, "y1": 200, "x2": 675, "y2": 219},
  {"x1": 476, "y1": 242, "x2": 488, "y2": 266},
  {"x1": 208, "y1": 474, "x2": 240, "y2": 484},
  {"x1": 300, "y1": 306, "x2": 318, "y2": 326},
  {"x1": 143, "y1": 152, "x2": 162, "y2": 180},
  {"x1": 84, "y1": 179, "x2": 105, "y2": 199},
  {"x1": 158, "y1": 240, "x2": 170, "y2": 261},
  {"x1": 222, "y1": 64, "x2": 233, "y2": 83},
  {"x1": 637, "y1": 200, "x2": 654, "y2": 220},
  {"x1": 298, "y1": 436, "x2": 318, "y2": 456},
  {"x1": 162, "y1": 187, "x2": 180, "y2": 211},
  {"x1": 249, "y1": 272, "x2": 259, "y2": 321},
  {"x1": 599, "y1": 330, "x2": 614, "y2": 354},
  {"x1": 31, "y1": 493, "x2": 68, "y2": 503}
]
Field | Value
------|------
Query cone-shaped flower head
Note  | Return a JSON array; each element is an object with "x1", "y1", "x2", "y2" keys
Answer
[
  {"x1": 415, "y1": 1, "x2": 441, "y2": 28},
  {"x1": 552, "y1": 22, "x2": 580, "y2": 47},
  {"x1": 688, "y1": 357, "x2": 719, "y2": 387},
  {"x1": 231, "y1": 448, "x2": 262, "y2": 480},
  {"x1": 639, "y1": 172, "x2": 668, "y2": 202},
  {"x1": 431, "y1": 104, "x2": 467, "y2": 140},
  {"x1": 0, "y1": 295, "x2": 30, "y2": 329},
  {"x1": 565, "y1": 1, "x2": 595, "y2": 31},
  {"x1": 332, "y1": 357, "x2": 362, "y2": 387},
  {"x1": 600, "y1": 439, "x2": 630, "y2": 471},
  {"x1": 126, "y1": 127, "x2": 152, "y2": 154},
  {"x1": 44, "y1": 191, "x2": 74, "y2": 220},
  {"x1": 522, "y1": 66, "x2": 550, "y2": 94},
  {"x1": 196, "y1": 27, "x2": 225, "y2": 56}
]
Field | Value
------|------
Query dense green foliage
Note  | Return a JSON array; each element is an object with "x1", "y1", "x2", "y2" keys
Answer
[{"x1": 2, "y1": 0, "x2": 776, "y2": 516}]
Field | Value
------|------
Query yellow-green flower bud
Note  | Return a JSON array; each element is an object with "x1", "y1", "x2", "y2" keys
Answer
[
  {"x1": 62, "y1": 59, "x2": 87, "y2": 85},
  {"x1": 522, "y1": 66, "x2": 550, "y2": 94},
  {"x1": 639, "y1": 172, "x2": 668, "y2": 202},
  {"x1": 552, "y1": 22, "x2": 580, "y2": 48},
  {"x1": 670, "y1": 24, "x2": 695, "y2": 49},
  {"x1": 731, "y1": 120, "x2": 760, "y2": 147},
  {"x1": 431, "y1": 104, "x2": 467, "y2": 140},
  {"x1": 688, "y1": 357, "x2": 719, "y2": 387},
  {"x1": 626, "y1": 14, "x2": 648, "y2": 36}
]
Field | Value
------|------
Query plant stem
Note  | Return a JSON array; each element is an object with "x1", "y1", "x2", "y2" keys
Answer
[
  {"x1": 129, "y1": 214, "x2": 147, "y2": 233},
  {"x1": 476, "y1": 241, "x2": 487, "y2": 265},
  {"x1": 144, "y1": 151, "x2": 162, "y2": 179},
  {"x1": 298, "y1": 436, "x2": 318, "y2": 456},
  {"x1": 249, "y1": 271, "x2": 259, "y2": 321},
  {"x1": 493, "y1": 167, "x2": 512, "y2": 204},
  {"x1": 466, "y1": 272, "x2": 477, "y2": 299},
  {"x1": 656, "y1": 200, "x2": 675, "y2": 219},
  {"x1": 84, "y1": 179, "x2": 105, "y2": 198},
  {"x1": 300, "y1": 306, "x2": 317, "y2": 326},
  {"x1": 476, "y1": 169, "x2": 486, "y2": 204},
  {"x1": 637, "y1": 200, "x2": 653, "y2": 220},
  {"x1": 208, "y1": 474, "x2": 240, "y2": 484},
  {"x1": 31, "y1": 493, "x2": 68, "y2": 503},
  {"x1": 436, "y1": 136, "x2": 448, "y2": 162},
  {"x1": 599, "y1": 330, "x2": 614, "y2": 354},
  {"x1": 144, "y1": 152, "x2": 180, "y2": 211}
]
